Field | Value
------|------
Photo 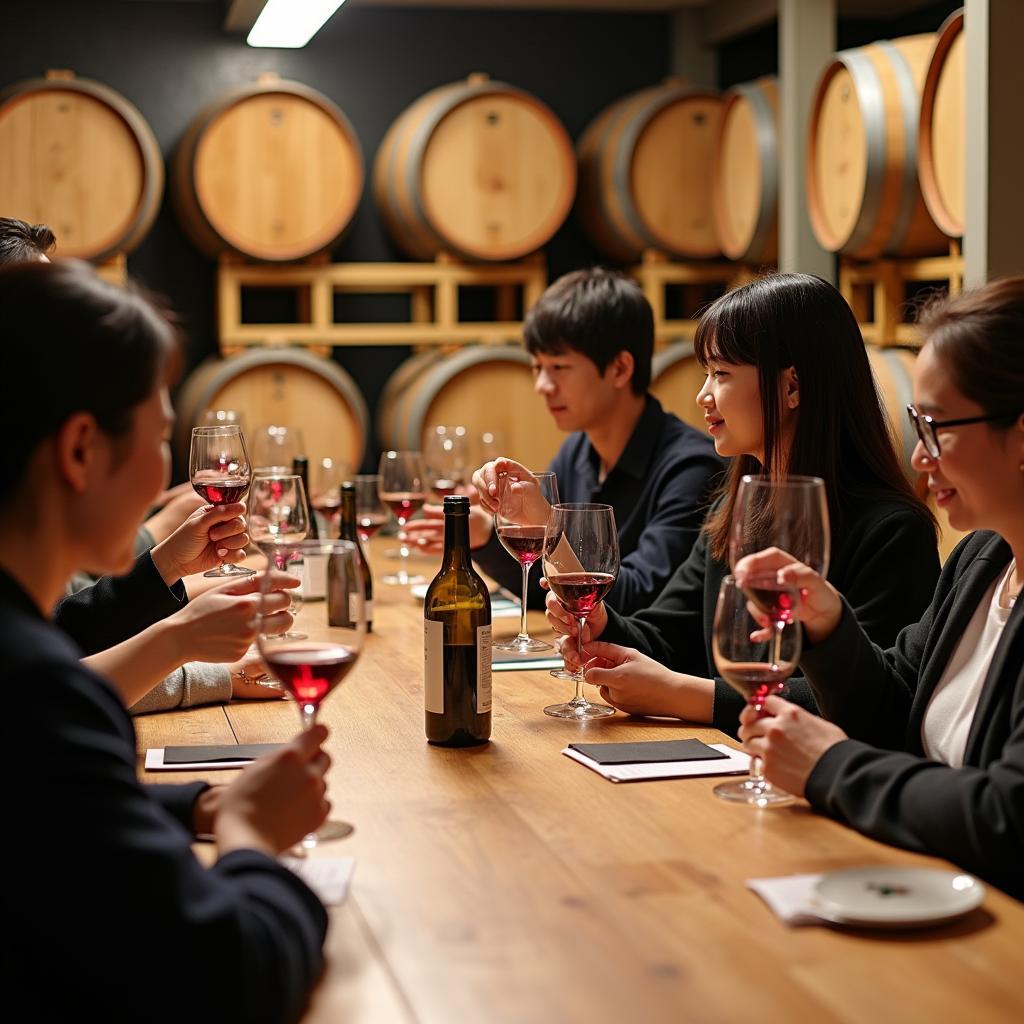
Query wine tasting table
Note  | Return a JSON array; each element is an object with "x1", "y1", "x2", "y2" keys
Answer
[{"x1": 136, "y1": 540, "x2": 1024, "y2": 1023}]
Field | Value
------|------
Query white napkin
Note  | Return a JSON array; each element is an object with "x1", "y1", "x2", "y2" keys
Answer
[
  {"x1": 279, "y1": 856, "x2": 356, "y2": 906},
  {"x1": 746, "y1": 874, "x2": 825, "y2": 925}
]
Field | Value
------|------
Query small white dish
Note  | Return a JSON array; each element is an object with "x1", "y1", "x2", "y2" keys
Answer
[{"x1": 813, "y1": 866, "x2": 984, "y2": 928}]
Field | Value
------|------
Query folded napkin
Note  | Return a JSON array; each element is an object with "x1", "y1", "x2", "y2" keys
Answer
[
  {"x1": 746, "y1": 874, "x2": 825, "y2": 926},
  {"x1": 279, "y1": 856, "x2": 356, "y2": 906},
  {"x1": 563, "y1": 742, "x2": 749, "y2": 782}
]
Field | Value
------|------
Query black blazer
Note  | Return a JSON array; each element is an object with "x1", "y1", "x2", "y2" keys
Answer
[
  {"x1": 2, "y1": 569, "x2": 327, "y2": 1021},
  {"x1": 600, "y1": 497, "x2": 940, "y2": 733},
  {"x1": 804, "y1": 532, "x2": 1024, "y2": 900}
]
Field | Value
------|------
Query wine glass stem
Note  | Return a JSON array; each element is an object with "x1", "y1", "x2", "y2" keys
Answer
[
  {"x1": 572, "y1": 616, "x2": 589, "y2": 704},
  {"x1": 398, "y1": 516, "x2": 410, "y2": 580},
  {"x1": 300, "y1": 703, "x2": 318, "y2": 732},
  {"x1": 749, "y1": 755, "x2": 766, "y2": 786},
  {"x1": 516, "y1": 562, "x2": 532, "y2": 641}
]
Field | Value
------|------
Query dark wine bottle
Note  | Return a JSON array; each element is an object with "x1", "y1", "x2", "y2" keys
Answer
[
  {"x1": 291, "y1": 456, "x2": 319, "y2": 540},
  {"x1": 337, "y1": 481, "x2": 373, "y2": 632},
  {"x1": 424, "y1": 495, "x2": 491, "y2": 747}
]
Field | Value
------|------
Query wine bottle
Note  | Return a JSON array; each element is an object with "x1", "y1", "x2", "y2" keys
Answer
[
  {"x1": 424, "y1": 495, "x2": 491, "y2": 746},
  {"x1": 337, "y1": 481, "x2": 373, "y2": 632},
  {"x1": 292, "y1": 455, "x2": 325, "y2": 600},
  {"x1": 291, "y1": 456, "x2": 320, "y2": 540}
]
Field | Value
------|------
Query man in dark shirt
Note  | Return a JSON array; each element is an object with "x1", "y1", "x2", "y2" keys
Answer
[{"x1": 407, "y1": 268, "x2": 723, "y2": 612}]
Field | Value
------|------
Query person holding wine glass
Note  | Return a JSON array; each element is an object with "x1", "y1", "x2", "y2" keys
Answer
[
  {"x1": 1, "y1": 260, "x2": 332, "y2": 1019},
  {"x1": 734, "y1": 277, "x2": 1024, "y2": 896},
  {"x1": 402, "y1": 268, "x2": 723, "y2": 614},
  {"x1": 552, "y1": 274, "x2": 940, "y2": 735}
]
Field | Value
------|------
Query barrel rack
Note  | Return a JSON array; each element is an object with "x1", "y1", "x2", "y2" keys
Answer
[
  {"x1": 215, "y1": 252, "x2": 547, "y2": 356},
  {"x1": 839, "y1": 241, "x2": 963, "y2": 347}
]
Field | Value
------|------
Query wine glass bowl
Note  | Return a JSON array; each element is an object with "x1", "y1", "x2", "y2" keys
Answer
[
  {"x1": 252, "y1": 424, "x2": 306, "y2": 471},
  {"x1": 425, "y1": 425, "x2": 470, "y2": 499},
  {"x1": 378, "y1": 451, "x2": 428, "y2": 585},
  {"x1": 353, "y1": 474, "x2": 388, "y2": 541}
]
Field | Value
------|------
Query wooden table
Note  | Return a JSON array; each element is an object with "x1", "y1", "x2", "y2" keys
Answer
[{"x1": 137, "y1": 541, "x2": 1024, "y2": 1023}]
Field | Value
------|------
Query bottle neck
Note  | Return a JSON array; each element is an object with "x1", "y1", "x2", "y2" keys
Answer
[
  {"x1": 442, "y1": 512, "x2": 472, "y2": 569},
  {"x1": 339, "y1": 489, "x2": 357, "y2": 541}
]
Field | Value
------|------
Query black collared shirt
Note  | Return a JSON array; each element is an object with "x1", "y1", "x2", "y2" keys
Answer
[{"x1": 474, "y1": 395, "x2": 724, "y2": 612}]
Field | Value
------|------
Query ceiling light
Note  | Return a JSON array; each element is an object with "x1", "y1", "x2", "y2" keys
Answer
[{"x1": 247, "y1": 0, "x2": 347, "y2": 49}]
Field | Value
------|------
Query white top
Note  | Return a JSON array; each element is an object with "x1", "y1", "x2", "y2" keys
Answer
[{"x1": 921, "y1": 562, "x2": 1014, "y2": 768}]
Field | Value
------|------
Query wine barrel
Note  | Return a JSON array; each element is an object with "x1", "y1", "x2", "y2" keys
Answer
[
  {"x1": 712, "y1": 77, "x2": 778, "y2": 264},
  {"x1": 650, "y1": 342, "x2": 708, "y2": 430},
  {"x1": 867, "y1": 346, "x2": 920, "y2": 477},
  {"x1": 577, "y1": 80, "x2": 722, "y2": 263},
  {"x1": 173, "y1": 75, "x2": 363, "y2": 262},
  {"x1": 377, "y1": 346, "x2": 563, "y2": 470},
  {"x1": 807, "y1": 35, "x2": 948, "y2": 259},
  {"x1": 919, "y1": 9, "x2": 965, "y2": 238},
  {"x1": 174, "y1": 349, "x2": 368, "y2": 471},
  {"x1": 0, "y1": 70, "x2": 163, "y2": 261},
  {"x1": 374, "y1": 75, "x2": 575, "y2": 262}
]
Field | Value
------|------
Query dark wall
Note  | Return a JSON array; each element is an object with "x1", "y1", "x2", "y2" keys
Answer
[{"x1": 4, "y1": 0, "x2": 672, "y2": 470}]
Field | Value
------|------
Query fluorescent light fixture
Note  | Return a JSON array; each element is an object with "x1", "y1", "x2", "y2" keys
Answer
[{"x1": 247, "y1": 0, "x2": 347, "y2": 49}]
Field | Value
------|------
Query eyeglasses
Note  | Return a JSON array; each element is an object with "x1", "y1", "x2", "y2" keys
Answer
[{"x1": 906, "y1": 403, "x2": 1011, "y2": 460}]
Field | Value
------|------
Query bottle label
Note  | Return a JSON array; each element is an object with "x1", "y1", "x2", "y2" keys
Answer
[
  {"x1": 424, "y1": 618, "x2": 444, "y2": 714},
  {"x1": 300, "y1": 553, "x2": 327, "y2": 600},
  {"x1": 477, "y1": 624, "x2": 492, "y2": 713},
  {"x1": 360, "y1": 598, "x2": 374, "y2": 626}
]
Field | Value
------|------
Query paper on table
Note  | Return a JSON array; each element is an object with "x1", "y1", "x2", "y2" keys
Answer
[
  {"x1": 146, "y1": 748, "x2": 256, "y2": 771},
  {"x1": 280, "y1": 856, "x2": 356, "y2": 907},
  {"x1": 746, "y1": 874, "x2": 824, "y2": 926},
  {"x1": 562, "y1": 742, "x2": 750, "y2": 782}
]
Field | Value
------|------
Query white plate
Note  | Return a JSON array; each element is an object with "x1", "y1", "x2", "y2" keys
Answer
[
  {"x1": 410, "y1": 583, "x2": 429, "y2": 601},
  {"x1": 813, "y1": 866, "x2": 984, "y2": 928}
]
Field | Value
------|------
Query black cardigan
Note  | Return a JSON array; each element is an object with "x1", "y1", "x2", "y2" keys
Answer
[
  {"x1": 804, "y1": 531, "x2": 1024, "y2": 900},
  {"x1": 3, "y1": 569, "x2": 327, "y2": 1021},
  {"x1": 599, "y1": 497, "x2": 940, "y2": 734}
]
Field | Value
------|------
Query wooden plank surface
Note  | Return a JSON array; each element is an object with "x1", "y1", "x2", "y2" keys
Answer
[{"x1": 140, "y1": 539, "x2": 1024, "y2": 1023}]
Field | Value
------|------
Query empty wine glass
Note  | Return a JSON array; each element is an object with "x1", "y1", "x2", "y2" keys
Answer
[
  {"x1": 712, "y1": 576, "x2": 800, "y2": 807},
  {"x1": 252, "y1": 424, "x2": 306, "y2": 470},
  {"x1": 353, "y1": 474, "x2": 387, "y2": 541},
  {"x1": 378, "y1": 451, "x2": 427, "y2": 586},
  {"x1": 189, "y1": 424, "x2": 254, "y2": 578},
  {"x1": 258, "y1": 539, "x2": 366, "y2": 846},
  {"x1": 494, "y1": 470, "x2": 559, "y2": 654},
  {"x1": 542, "y1": 503, "x2": 619, "y2": 719}
]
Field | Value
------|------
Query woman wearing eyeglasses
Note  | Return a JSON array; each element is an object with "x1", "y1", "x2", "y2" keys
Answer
[{"x1": 736, "y1": 277, "x2": 1024, "y2": 898}]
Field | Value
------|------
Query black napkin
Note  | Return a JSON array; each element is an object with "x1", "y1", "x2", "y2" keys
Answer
[
  {"x1": 163, "y1": 743, "x2": 283, "y2": 764},
  {"x1": 568, "y1": 738, "x2": 728, "y2": 765}
]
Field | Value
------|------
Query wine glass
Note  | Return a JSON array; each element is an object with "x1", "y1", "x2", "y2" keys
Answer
[
  {"x1": 258, "y1": 539, "x2": 366, "y2": 846},
  {"x1": 711, "y1": 575, "x2": 800, "y2": 807},
  {"x1": 353, "y1": 474, "x2": 387, "y2": 541},
  {"x1": 201, "y1": 408, "x2": 246, "y2": 433},
  {"x1": 494, "y1": 470, "x2": 559, "y2": 654},
  {"x1": 249, "y1": 474, "x2": 309, "y2": 639},
  {"x1": 542, "y1": 503, "x2": 619, "y2": 719},
  {"x1": 189, "y1": 425, "x2": 255, "y2": 578},
  {"x1": 252, "y1": 424, "x2": 306, "y2": 470},
  {"x1": 378, "y1": 450, "x2": 427, "y2": 586},
  {"x1": 425, "y1": 425, "x2": 470, "y2": 499},
  {"x1": 310, "y1": 456, "x2": 348, "y2": 536}
]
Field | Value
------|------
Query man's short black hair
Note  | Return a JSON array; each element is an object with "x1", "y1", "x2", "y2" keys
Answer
[
  {"x1": 523, "y1": 267, "x2": 653, "y2": 394},
  {"x1": 0, "y1": 217, "x2": 56, "y2": 264}
]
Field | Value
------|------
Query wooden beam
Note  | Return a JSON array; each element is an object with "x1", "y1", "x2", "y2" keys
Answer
[{"x1": 224, "y1": 0, "x2": 267, "y2": 33}]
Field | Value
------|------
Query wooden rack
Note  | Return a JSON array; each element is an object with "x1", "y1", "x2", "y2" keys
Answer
[
  {"x1": 839, "y1": 241, "x2": 964, "y2": 347},
  {"x1": 215, "y1": 253, "x2": 547, "y2": 356},
  {"x1": 94, "y1": 253, "x2": 127, "y2": 285},
  {"x1": 628, "y1": 250, "x2": 770, "y2": 347}
]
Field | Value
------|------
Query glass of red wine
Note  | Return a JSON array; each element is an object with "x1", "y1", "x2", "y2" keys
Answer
[
  {"x1": 310, "y1": 456, "x2": 348, "y2": 537},
  {"x1": 494, "y1": 470, "x2": 559, "y2": 654},
  {"x1": 425, "y1": 424, "x2": 470, "y2": 500},
  {"x1": 711, "y1": 575, "x2": 800, "y2": 806},
  {"x1": 378, "y1": 450, "x2": 428, "y2": 586},
  {"x1": 189, "y1": 424, "x2": 255, "y2": 578},
  {"x1": 257, "y1": 539, "x2": 366, "y2": 846},
  {"x1": 541, "y1": 503, "x2": 619, "y2": 719},
  {"x1": 353, "y1": 475, "x2": 387, "y2": 542}
]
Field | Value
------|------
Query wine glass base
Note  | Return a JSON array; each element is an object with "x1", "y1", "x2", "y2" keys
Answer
[
  {"x1": 549, "y1": 668, "x2": 575, "y2": 681},
  {"x1": 544, "y1": 700, "x2": 616, "y2": 720},
  {"x1": 204, "y1": 563, "x2": 256, "y2": 578},
  {"x1": 494, "y1": 636, "x2": 554, "y2": 653},
  {"x1": 381, "y1": 572, "x2": 426, "y2": 586},
  {"x1": 713, "y1": 779, "x2": 794, "y2": 807},
  {"x1": 298, "y1": 819, "x2": 355, "y2": 850}
]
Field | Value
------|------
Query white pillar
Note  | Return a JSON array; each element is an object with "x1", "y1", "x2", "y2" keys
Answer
[{"x1": 778, "y1": 0, "x2": 836, "y2": 280}]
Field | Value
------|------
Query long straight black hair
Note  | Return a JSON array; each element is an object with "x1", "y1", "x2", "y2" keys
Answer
[{"x1": 694, "y1": 273, "x2": 934, "y2": 561}]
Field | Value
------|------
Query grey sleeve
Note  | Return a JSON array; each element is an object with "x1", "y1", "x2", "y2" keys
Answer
[{"x1": 129, "y1": 662, "x2": 233, "y2": 715}]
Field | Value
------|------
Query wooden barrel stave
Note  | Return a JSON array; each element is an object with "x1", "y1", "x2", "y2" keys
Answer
[{"x1": 649, "y1": 342, "x2": 708, "y2": 431}]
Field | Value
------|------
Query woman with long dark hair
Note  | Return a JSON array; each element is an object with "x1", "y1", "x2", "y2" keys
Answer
[
  {"x1": 546, "y1": 273, "x2": 940, "y2": 732},
  {"x1": 736, "y1": 277, "x2": 1024, "y2": 897}
]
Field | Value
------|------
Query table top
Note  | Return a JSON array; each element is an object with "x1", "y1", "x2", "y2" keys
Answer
[{"x1": 136, "y1": 541, "x2": 1024, "y2": 1024}]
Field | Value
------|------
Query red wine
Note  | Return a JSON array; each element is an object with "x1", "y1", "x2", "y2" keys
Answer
[
  {"x1": 431, "y1": 478, "x2": 458, "y2": 499},
  {"x1": 719, "y1": 663, "x2": 790, "y2": 709},
  {"x1": 192, "y1": 475, "x2": 250, "y2": 505},
  {"x1": 264, "y1": 641, "x2": 358, "y2": 707},
  {"x1": 358, "y1": 513, "x2": 387, "y2": 540},
  {"x1": 381, "y1": 491, "x2": 426, "y2": 521},
  {"x1": 547, "y1": 572, "x2": 616, "y2": 617},
  {"x1": 497, "y1": 525, "x2": 546, "y2": 566},
  {"x1": 742, "y1": 576, "x2": 799, "y2": 624}
]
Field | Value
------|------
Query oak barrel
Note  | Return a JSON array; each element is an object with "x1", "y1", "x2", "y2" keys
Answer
[
  {"x1": 374, "y1": 75, "x2": 575, "y2": 262},
  {"x1": 377, "y1": 346, "x2": 563, "y2": 470},
  {"x1": 807, "y1": 35, "x2": 947, "y2": 259},
  {"x1": 0, "y1": 70, "x2": 163, "y2": 260},
  {"x1": 918, "y1": 9, "x2": 965, "y2": 238},
  {"x1": 174, "y1": 348, "x2": 368, "y2": 471},
  {"x1": 172, "y1": 75, "x2": 363, "y2": 262},
  {"x1": 650, "y1": 342, "x2": 707, "y2": 430},
  {"x1": 712, "y1": 77, "x2": 778, "y2": 264},
  {"x1": 577, "y1": 80, "x2": 722, "y2": 262}
]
